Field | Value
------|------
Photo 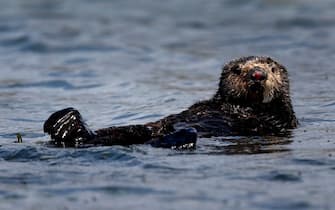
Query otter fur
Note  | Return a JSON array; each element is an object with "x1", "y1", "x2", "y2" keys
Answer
[{"x1": 44, "y1": 56, "x2": 298, "y2": 148}]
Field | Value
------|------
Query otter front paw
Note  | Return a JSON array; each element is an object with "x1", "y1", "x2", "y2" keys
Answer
[
  {"x1": 43, "y1": 107, "x2": 95, "y2": 147},
  {"x1": 148, "y1": 127, "x2": 197, "y2": 149}
]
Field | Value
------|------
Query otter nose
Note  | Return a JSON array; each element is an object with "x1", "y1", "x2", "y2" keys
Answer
[{"x1": 249, "y1": 68, "x2": 267, "y2": 81}]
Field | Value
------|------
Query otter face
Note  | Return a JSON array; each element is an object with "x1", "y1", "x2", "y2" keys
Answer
[{"x1": 218, "y1": 56, "x2": 290, "y2": 104}]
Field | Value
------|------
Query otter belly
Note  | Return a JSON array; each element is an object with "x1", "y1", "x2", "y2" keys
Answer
[{"x1": 166, "y1": 115, "x2": 233, "y2": 138}]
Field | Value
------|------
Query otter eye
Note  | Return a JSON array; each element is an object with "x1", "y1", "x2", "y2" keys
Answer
[{"x1": 231, "y1": 65, "x2": 241, "y2": 75}]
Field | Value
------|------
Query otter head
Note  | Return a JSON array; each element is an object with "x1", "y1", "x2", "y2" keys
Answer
[{"x1": 216, "y1": 56, "x2": 290, "y2": 105}]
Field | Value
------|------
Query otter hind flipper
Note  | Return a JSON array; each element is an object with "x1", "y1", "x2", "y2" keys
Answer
[
  {"x1": 43, "y1": 107, "x2": 95, "y2": 147},
  {"x1": 148, "y1": 127, "x2": 197, "y2": 149}
]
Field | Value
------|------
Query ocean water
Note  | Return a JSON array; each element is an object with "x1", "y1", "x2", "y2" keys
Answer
[{"x1": 1, "y1": 0, "x2": 335, "y2": 209}]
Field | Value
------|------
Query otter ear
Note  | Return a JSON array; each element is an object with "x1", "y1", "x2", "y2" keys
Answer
[
  {"x1": 222, "y1": 62, "x2": 237, "y2": 73},
  {"x1": 230, "y1": 64, "x2": 241, "y2": 75},
  {"x1": 276, "y1": 63, "x2": 288, "y2": 73},
  {"x1": 266, "y1": 57, "x2": 274, "y2": 64},
  {"x1": 266, "y1": 57, "x2": 288, "y2": 73},
  {"x1": 222, "y1": 64, "x2": 230, "y2": 72}
]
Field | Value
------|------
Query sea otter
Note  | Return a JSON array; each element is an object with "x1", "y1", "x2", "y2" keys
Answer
[{"x1": 44, "y1": 56, "x2": 298, "y2": 148}]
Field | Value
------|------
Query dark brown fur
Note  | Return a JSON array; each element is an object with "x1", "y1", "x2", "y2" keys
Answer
[
  {"x1": 44, "y1": 56, "x2": 298, "y2": 147},
  {"x1": 145, "y1": 56, "x2": 297, "y2": 137}
]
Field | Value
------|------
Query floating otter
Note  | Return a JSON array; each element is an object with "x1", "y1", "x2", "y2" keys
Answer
[{"x1": 44, "y1": 56, "x2": 298, "y2": 148}]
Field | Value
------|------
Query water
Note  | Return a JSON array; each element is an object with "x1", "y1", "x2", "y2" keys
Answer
[{"x1": 0, "y1": 0, "x2": 335, "y2": 209}]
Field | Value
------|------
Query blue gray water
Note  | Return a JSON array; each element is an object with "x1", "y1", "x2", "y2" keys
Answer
[{"x1": 1, "y1": 0, "x2": 335, "y2": 209}]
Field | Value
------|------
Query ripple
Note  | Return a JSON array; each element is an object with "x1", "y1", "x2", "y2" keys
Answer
[
  {"x1": 0, "y1": 25, "x2": 12, "y2": 32},
  {"x1": 276, "y1": 17, "x2": 335, "y2": 29},
  {"x1": 48, "y1": 69, "x2": 97, "y2": 78},
  {"x1": 258, "y1": 199, "x2": 311, "y2": 210},
  {"x1": 194, "y1": 136, "x2": 292, "y2": 155},
  {"x1": 0, "y1": 173, "x2": 45, "y2": 185},
  {"x1": 321, "y1": 101, "x2": 335, "y2": 107},
  {"x1": 41, "y1": 185, "x2": 170, "y2": 196},
  {"x1": 263, "y1": 170, "x2": 302, "y2": 182},
  {"x1": 0, "y1": 34, "x2": 30, "y2": 47},
  {"x1": 0, "y1": 146, "x2": 43, "y2": 162},
  {"x1": 0, "y1": 144, "x2": 143, "y2": 167},
  {"x1": 143, "y1": 163, "x2": 188, "y2": 174},
  {"x1": 19, "y1": 41, "x2": 121, "y2": 53},
  {"x1": 112, "y1": 112, "x2": 139, "y2": 121},
  {"x1": 63, "y1": 57, "x2": 92, "y2": 65},
  {"x1": 292, "y1": 158, "x2": 329, "y2": 166},
  {"x1": 0, "y1": 80, "x2": 101, "y2": 90},
  {"x1": 177, "y1": 20, "x2": 208, "y2": 29},
  {"x1": 44, "y1": 146, "x2": 142, "y2": 167},
  {"x1": 0, "y1": 132, "x2": 44, "y2": 139},
  {"x1": 133, "y1": 114, "x2": 164, "y2": 121},
  {"x1": 0, "y1": 190, "x2": 25, "y2": 200}
]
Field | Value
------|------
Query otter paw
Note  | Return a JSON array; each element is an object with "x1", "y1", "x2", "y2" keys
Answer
[
  {"x1": 149, "y1": 127, "x2": 197, "y2": 149},
  {"x1": 43, "y1": 107, "x2": 95, "y2": 147}
]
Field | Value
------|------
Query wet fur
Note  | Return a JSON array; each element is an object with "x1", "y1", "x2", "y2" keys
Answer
[
  {"x1": 44, "y1": 56, "x2": 298, "y2": 147},
  {"x1": 147, "y1": 56, "x2": 297, "y2": 137}
]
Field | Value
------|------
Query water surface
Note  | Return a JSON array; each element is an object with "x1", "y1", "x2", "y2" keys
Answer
[{"x1": 1, "y1": 0, "x2": 335, "y2": 209}]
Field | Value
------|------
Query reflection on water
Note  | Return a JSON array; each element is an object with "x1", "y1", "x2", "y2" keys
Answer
[
  {"x1": 1, "y1": 0, "x2": 335, "y2": 209},
  {"x1": 199, "y1": 136, "x2": 293, "y2": 155}
]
